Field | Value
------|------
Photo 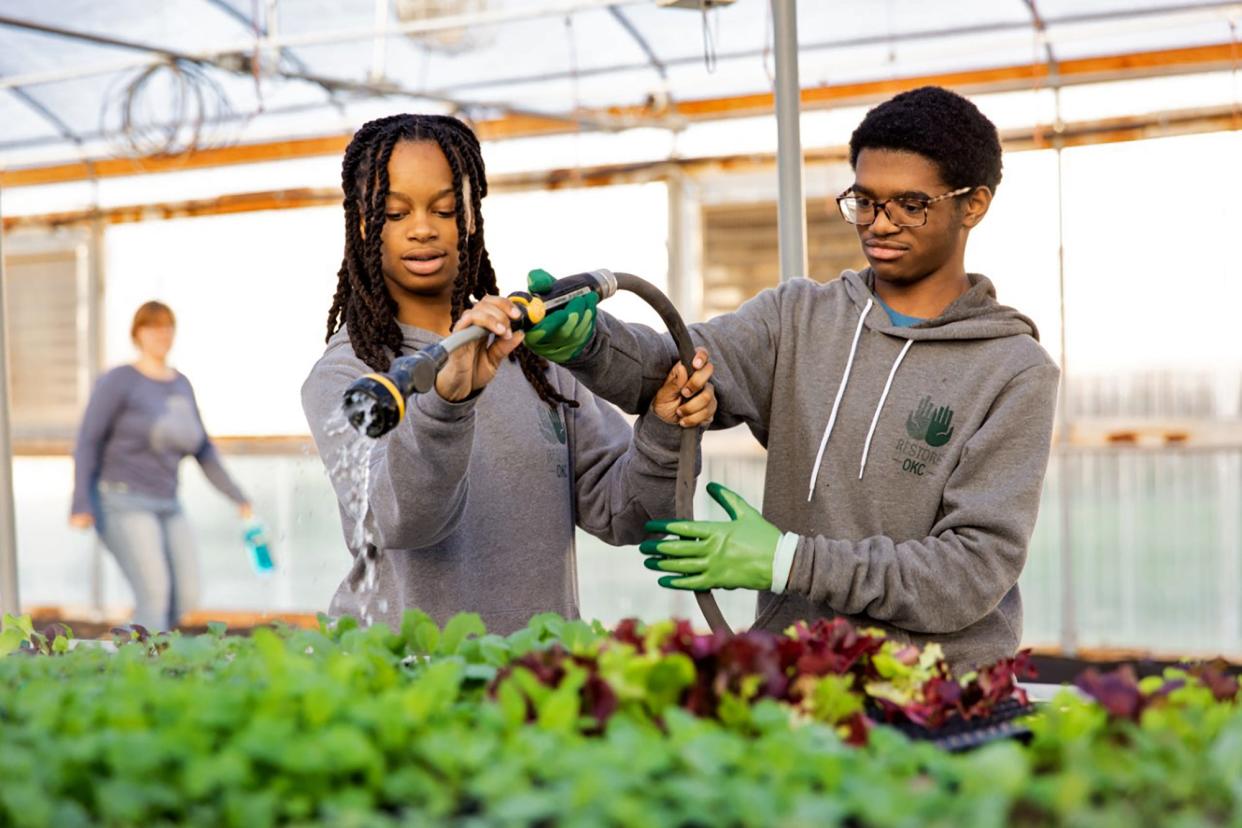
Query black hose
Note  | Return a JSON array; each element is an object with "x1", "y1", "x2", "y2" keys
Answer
[{"x1": 613, "y1": 273, "x2": 732, "y2": 635}]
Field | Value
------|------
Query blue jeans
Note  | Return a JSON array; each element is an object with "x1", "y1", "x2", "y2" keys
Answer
[{"x1": 96, "y1": 483, "x2": 199, "y2": 631}]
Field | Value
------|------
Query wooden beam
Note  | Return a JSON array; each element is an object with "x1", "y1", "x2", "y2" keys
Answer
[
  {"x1": 6, "y1": 104, "x2": 1238, "y2": 233},
  {"x1": 1003, "y1": 104, "x2": 1242, "y2": 149},
  {"x1": 3, "y1": 41, "x2": 1238, "y2": 189},
  {"x1": 10, "y1": 434, "x2": 318, "y2": 457},
  {"x1": 27, "y1": 605, "x2": 322, "y2": 632},
  {"x1": 1, "y1": 188, "x2": 340, "y2": 230},
  {"x1": 2, "y1": 135, "x2": 353, "y2": 188},
  {"x1": 667, "y1": 41, "x2": 1242, "y2": 118}
]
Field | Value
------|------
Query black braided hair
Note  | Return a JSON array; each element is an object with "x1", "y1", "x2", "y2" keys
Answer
[{"x1": 325, "y1": 114, "x2": 576, "y2": 409}]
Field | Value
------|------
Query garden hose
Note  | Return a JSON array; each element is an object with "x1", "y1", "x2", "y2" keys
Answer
[
  {"x1": 341, "y1": 269, "x2": 732, "y2": 635},
  {"x1": 343, "y1": 271, "x2": 617, "y2": 438},
  {"x1": 610, "y1": 273, "x2": 731, "y2": 635}
]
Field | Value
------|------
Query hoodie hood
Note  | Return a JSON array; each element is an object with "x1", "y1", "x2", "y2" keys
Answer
[{"x1": 842, "y1": 269, "x2": 1041, "y2": 342}]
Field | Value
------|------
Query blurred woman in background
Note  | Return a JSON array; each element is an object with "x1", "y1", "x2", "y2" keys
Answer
[{"x1": 69, "y1": 300, "x2": 252, "y2": 631}]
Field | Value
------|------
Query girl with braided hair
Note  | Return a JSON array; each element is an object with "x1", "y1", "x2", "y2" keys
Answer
[{"x1": 302, "y1": 113, "x2": 716, "y2": 634}]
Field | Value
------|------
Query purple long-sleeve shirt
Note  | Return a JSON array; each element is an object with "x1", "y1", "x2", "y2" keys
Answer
[{"x1": 70, "y1": 365, "x2": 247, "y2": 518}]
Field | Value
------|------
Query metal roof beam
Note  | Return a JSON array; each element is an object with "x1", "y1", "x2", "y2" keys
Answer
[
  {"x1": 1021, "y1": 0, "x2": 1060, "y2": 71},
  {"x1": 427, "y1": 0, "x2": 1242, "y2": 96},
  {"x1": 0, "y1": 14, "x2": 200, "y2": 63},
  {"x1": 273, "y1": 68, "x2": 675, "y2": 133},
  {"x1": 199, "y1": 0, "x2": 343, "y2": 106},
  {"x1": 0, "y1": 0, "x2": 650, "y2": 90},
  {"x1": 607, "y1": 6, "x2": 668, "y2": 81},
  {"x1": 6, "y1": 87, "x2": 81, "y2": 145},
  {"x1": 6, "y1": 102, "x2": 1239, "y2": 230},
  {"x1": 3, "y1": 40, "x2": 1239, "y2": 187},
  {"x1": 0, "y1": 98, "x2": 343, "y2": 154},
  {"x1": 0, "y1": 9, "x2": 673, "y2": 145},
  {"x1": 4, "y1": 0, "x2": 1236, "y2": 94}
]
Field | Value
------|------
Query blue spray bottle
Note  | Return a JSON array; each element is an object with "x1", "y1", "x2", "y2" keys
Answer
[{"x1": 242, "y1": 517, "x2": 275, "y2": 575}]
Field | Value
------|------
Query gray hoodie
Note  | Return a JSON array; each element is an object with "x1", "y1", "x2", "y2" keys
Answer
[
  {"x1": 565, "y1": 270, "x2": 1059, "y2": 673},
  {"x1": 71, "y1": 366, "x2": 247, "y2": 517},
  {"x1": 302, "y1": 323, "x2": 692, "y2": 635}
]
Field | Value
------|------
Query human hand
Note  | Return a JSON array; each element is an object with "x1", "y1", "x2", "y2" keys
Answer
[
  {"x1": 69, "y1": 513, "x2": 94, "y2": 530},
  {"x1": 639, "y1": 483, "x2": 779, "y2": 591},
  {"x1": 523, "y1": 269, "x2": 598, "y2": 363},
  {"x1": 239, "y1": 502, "x2": 254, "y2": 521},
  {"x1": 434, "y1": 295, "x2": 526, "y2": 402},
  {"x1": 652, "y1": 347, "x2": 715, "y2": 428}
]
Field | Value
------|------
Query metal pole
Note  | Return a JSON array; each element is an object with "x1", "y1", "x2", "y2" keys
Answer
[
  {"x1": 1024, "y1": 0, "x2": 1078, "y2": 656},
  {"x1": 87, "y1": 215, "x2": 106, "y2": 617},
  {"x1": 369, "y1": 0, "x2": 389, "y2": 84},
  {"x1": 771, "y1": 0, "x2": 807, "y2": 283},
  {"x1": 0, "y1": 181, "x2": 20, "y2": 615},
  {"x1": 665, "y1": 170, "x2": 703, "y2": 322},
  {"x1": 1052, "y1": 85, "x2": 1077, "y2": 656},
  {"x1": 1217, "y1": 451, "x2": 1240, "y2": 654}
]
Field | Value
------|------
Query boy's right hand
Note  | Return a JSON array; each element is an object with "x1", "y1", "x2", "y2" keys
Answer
[
  {"x1": 652, "y1": 348, "x2": 715, "y2": 428},
  {"x1": 524, "y1": 269, "x2": 598, "y2": 363},
  {"x1": 69, "y1": 513, "x2": 94, "y2": 530},
  {"x1": 435, "y1": 295, "x2": 526, "y2": 402}
]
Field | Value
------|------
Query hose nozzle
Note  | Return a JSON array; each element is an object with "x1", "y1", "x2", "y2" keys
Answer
[
  {"x1": 341, "y1": 292, "x2": 552, "y2": 438},
  {"x1": 343, "y1": 374, "x2": 406, "y2": 438},
  {"x1": 341, "y1": 270, "x2": 616, "y2": 438}
]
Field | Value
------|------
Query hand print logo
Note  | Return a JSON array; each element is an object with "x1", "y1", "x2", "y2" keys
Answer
[
  {"x1": 925, "y1": 404, "x2": 955, "y2": 447},
  {"x1": 906, "y1": 396, "x2": 933, "y2": 440},
  {"x1": 537, "y1": 406, "x2": 567, "y2": 446},
  {"x1": 905, "y1": 395, "x2": 955, "y2": 448}
]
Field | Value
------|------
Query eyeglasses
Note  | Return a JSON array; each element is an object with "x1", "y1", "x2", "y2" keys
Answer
[{"x1": 836, "y1": 186, "x2": 976, "y2": 228}]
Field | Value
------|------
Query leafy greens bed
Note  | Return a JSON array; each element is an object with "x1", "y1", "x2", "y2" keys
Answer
[{"x1": 1, "y1": 611, "x2": 1239, "y2": 827}]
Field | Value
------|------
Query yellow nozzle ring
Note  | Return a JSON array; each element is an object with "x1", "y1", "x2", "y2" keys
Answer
[
  {"x1": 363, "y1": 372, "x2": 405, "y2": 424},
  {"x1": 510, "y1": 294, "x2": 546, "y2": 326}
]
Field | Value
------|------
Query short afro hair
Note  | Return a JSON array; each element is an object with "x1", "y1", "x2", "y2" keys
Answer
[{"x1": 848, "y1": 86, "x2": 1002, "y2": 192}]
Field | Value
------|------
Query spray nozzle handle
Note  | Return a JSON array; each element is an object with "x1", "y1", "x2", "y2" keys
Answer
[
  {"x1": 532, "y1": 269, "x2": 617, "y2": 312},
  {"x1": 342, "y1": 290, "x2": 552, "y2": 437},
  {"x1": 342, "y1": 272, "x2": 616, "y2": 437}
]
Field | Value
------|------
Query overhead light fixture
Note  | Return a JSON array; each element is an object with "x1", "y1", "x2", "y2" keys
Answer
[
  {"x1": 656, "y1": 0, "x2": 736, "y2": 9},
  {"x1": 394, "y1": 0, "x2": 496, "y2": 54}
]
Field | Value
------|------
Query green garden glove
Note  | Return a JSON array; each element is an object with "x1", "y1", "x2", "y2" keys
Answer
[
  {"x1": 640, "y1": 483, "x2": 783, "y2": 591},
  {"x1": 523, "y1": 268, "x2": 598, "y2": 363}
]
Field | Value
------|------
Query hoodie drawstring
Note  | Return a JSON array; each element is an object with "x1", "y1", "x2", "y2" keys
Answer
[
  {"x1": 806, "y1": 298, "x2": 871, "y2": 502},
  {"x1": 806, "y1": 299, "x2": 917, "y2": 500},
  {"x1": 858, "y1": 338, "x2": 913, "y2": 480}
]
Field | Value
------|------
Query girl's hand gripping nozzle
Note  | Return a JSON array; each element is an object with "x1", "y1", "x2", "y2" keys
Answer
[{"x1": 340, "y1": 271, "x2": 617, "y2": 438}]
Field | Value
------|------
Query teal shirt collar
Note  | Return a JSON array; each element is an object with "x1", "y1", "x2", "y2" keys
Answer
[{"x1": 874, "y1": 293, "x2": 927, "y2": 328}]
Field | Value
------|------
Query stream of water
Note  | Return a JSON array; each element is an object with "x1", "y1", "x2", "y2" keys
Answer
[{"x1": 325, "y1": 404, "x2": 385, "y2": 624}]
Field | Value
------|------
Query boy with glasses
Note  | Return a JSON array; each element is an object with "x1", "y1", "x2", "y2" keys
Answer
[{"x1": 526, "y1": 86, "x2": 1059, "y2": 674}]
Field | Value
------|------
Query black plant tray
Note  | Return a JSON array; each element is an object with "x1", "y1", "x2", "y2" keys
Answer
[{"x1": 871, "y1": 697, "x2": 1036, "y2": 752}]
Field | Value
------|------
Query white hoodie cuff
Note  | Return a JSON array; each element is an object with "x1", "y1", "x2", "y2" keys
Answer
[{"x1": 770, "y1": 531, "x2": 800, "y2": 594}]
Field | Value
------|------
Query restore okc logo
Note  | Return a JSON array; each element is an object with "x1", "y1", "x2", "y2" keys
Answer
[
  {"x1": 537, "y1": 406, "x2": 570, "y2": 479},
  {"x1": 893, "y1": 395, "x2": 955, "y2": 477}
]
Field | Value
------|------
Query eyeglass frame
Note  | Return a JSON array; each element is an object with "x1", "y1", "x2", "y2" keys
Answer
[{"x1": 835, "y1": 185, "x2": 978, "y2": 228}]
